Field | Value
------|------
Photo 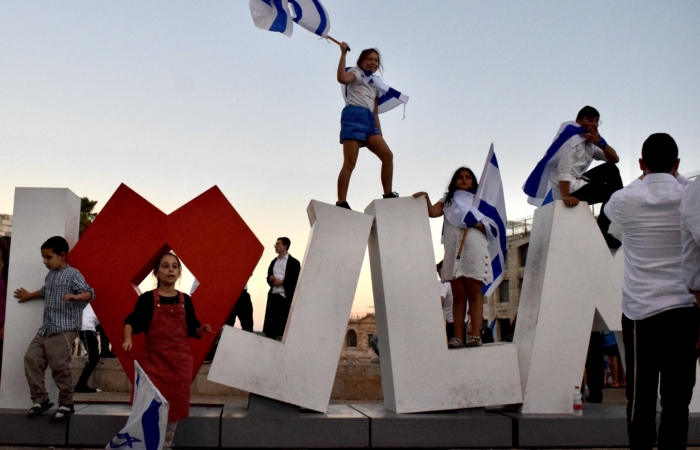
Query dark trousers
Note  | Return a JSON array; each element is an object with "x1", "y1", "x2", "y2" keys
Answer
[
  {"x1": 570, "y1": 162, "x2": 623, "y2": 248},
  {"x1": 585, "y1": 332, "x2": 605, "y2": 400},
  {"x1": 262, "y1": 293, "x2": 292, "y2": 340},
  {"x1": 76, "y1": 330, "x2": 100, "y2": 389},
  {"x1": 622, "y1": 306, "x2": 699, "y2": 449},
  {"x1": 226, "y1": 290, "x2": 254, "y2": 332}
]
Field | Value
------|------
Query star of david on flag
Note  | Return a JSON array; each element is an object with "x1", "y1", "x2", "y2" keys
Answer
[{"x1": 106, "y1": 361, "x2": 169, "y2": 450}]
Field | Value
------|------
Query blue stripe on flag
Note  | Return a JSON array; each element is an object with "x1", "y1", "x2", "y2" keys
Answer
[
  {"x1": 523, "y1": 124, "x2": 583, "y2": 197},
  {"x1": 289, "y1": 0, "x2": 303, "y2": 21},
  {"x1": 542, "y1": 189, "x2": 554, "y2": 206},
  {"x1": 268, "y1": 0, "x2": 289, "y2": 33},
  {"x1": 490, "y1": 151, "x2": 499, "y2": 168},
  {"x1": 479, "y1": 200, "x2": 507, "y2": 262},
  {"x1": 311, "y1": 0, "x2": 327, "y2": 35},
  {"x1": 142, "y1": 399, "x2": 163, "y2": 450}
]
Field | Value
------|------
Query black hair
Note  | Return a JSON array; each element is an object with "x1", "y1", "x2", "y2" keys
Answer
[
  {"x1": 41, "y1": 236, "x2": 69, "y2": 255},
  {"x1": 436, "y1": 260, "x2": 443, "y2": 271},
  {"x1": 277, "y1": 237, "x2": 291, "y2": 250},
  {"x1": 153, "y1": 252, "x2": 182, "y2": 288},
  {"x1": 576, "y1": 106, "x2": 600, "y2": 121},
  {"x1": 357, "y1": 48, "x2": 383, "y2": 74},
  {"x1": 444, "y1": 167, "x2": 479, "y2": 207},
  {"x1": 0, "y1": 237, "x2": 9, "y2": 284},
  {"x1": 642, "y1": 133, "x2": 678, "y2": 173}
]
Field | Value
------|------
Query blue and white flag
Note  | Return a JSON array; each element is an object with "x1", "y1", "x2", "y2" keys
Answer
[
  {"x1": 249, "y1": 0, "x2": 293, "y2": 37},
  {"x1": 473, "y1": 144, "x2": 508, "y2": 297},
  {"x1": 342, "y1": 67, "x2": 410, "y2": 115},
  {"x1": 288, "y1": 0, "x2": 330, "y2": 37},
  {"x1": 107, "y1": 362, "x2": 169, "y2": 450},
  {"x1": 522, "y1": 121, "x2": 585, "y2": 206}
]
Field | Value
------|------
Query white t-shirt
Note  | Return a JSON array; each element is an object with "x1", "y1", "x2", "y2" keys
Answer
[
  {"x1": 439, "y1": 281, "x2": 453, "y2": 323},
  {"x1": 551, "y1": 140, "x2": 608, "y2": 198},
  {"x1": 604, "y1": 173, "x2": 695, "y2": 320},
  {"x1": 271, "y1": 253, "x2": 289, "y2": 297},
  {"x1": 681, "y1": 177, "x2": 700, "y2": 291},
  {"x1": 344, "y1": 67, "x2": 376, "y2": 111},
  {"x1": 81, "y1": 304, "x2": 99, "y2": 332}
]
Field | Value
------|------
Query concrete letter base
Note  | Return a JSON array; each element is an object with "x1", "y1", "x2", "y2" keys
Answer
[
  {"x1": 208, "y1": 201, "x2": 373, "y2": 412},
  {"x1": 221, "y1": 403, "x2": 369, "y2": 448},
  {"x1": 365, "y1": 197, "x2": 522, "y2": 413},
  {"x1": 515, "y1": 201, "x2": 624, "y2": 414},
  {"x1": 67, "y1": 404, "x2": 221, "y2": 447},
  {"x1": 352, "y1": 404, "x2": 512, "y2": 448}
]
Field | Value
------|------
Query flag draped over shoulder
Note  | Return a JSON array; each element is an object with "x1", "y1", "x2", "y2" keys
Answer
[
  {"x1": 106, "y1": 362, "x2": 169, "y2": 450},
  {"x1": 288, "y1": 0, "x2": 330, "y2": 37},
  {"x1": 341, "y1": 68, "x2": 410, "y2": 114},
  {"x1": 522, "y1": 121, "x2": 585, "y2": 206},
  {"x1": 249, "y1": 0, "x2": 294, "y2": 37},
  {"x1": 473, "y1": 144, "x2": 508, "y2": 297}
]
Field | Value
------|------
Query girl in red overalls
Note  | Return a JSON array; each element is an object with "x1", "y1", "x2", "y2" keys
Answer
[{"x1": 122, "y1": 253, "x2": 212, "y2": 448}]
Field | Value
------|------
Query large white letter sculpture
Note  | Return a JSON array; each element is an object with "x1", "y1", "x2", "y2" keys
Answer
[
  {"x1": 0, "y1": 188, "x2": 80, "y2": 408},
  {"x1": 208, "y1": 201, "x2": 373, "y2": 413},
  {"x1": 515, "y1": 201, "x2": 624, "y2": 414},
  {"x1": 365, "y1": 197, "x2": 522, "y2": 413}
]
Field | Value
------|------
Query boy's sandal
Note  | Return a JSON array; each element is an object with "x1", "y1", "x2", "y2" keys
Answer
[
  {"x1": 52, "y1": 404, "x2": 74, "y2": 421},
  {"x1": 464, "y1": 335, "x2": 483, "y2": 347},
  {"x1": 27, "y1": 400, "x2": 54, "y2": 418},
  {"x1": 447, "y1": 338, "x2": 464, "y2": 349}
]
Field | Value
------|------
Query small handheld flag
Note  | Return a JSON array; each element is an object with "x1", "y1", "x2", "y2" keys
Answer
[{"x1": 106, "y1": 362, "x2": 169, "y2": 450}]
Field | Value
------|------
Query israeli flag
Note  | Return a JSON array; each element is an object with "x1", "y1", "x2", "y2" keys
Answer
[
  {"x1": 473, "y1": 144, "x2": 508, "y2": 297},
  {"x1": 288, "y1": 0, "x2": 330, "y2": 37},
  {"x1": 249, "y1": 0, "x2": 293, "y2": 37},
  {"x1": 522, "y1": 121, "x2": 585, "y2": 206},
  {"x1": 106, "y1": 362, "x2": 169, "y2": 450},
  {"x1": 342, "y1": 68, "x2": 410, "y2": 115}
]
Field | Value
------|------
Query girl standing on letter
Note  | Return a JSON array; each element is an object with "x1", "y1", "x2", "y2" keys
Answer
[
  {"x1": 336, "y1": 43, "x2": 398, "y2": 210},
  {"x1": 122, "y1": 253, "x2": 212, "y2": 448},
  {"x1": 414, "y1": 167, "x2": 493, "y2": 348}
]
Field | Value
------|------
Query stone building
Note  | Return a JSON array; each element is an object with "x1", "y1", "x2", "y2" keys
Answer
[
  {"x1": 0, "y1": 214, "x2": 11, "y2": 238},
  {"x1": 339, "y1": 310, "x2": 377, "y2": 363}
]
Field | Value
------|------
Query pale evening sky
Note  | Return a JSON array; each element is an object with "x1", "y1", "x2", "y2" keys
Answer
[{"x1": 1, "y1": 1, "x2": 699, "y2": 329}]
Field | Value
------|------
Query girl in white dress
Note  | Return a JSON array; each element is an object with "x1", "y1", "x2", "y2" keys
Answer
[{"x1": 414, "y1": 167, "x2": 493, "y2": 348}]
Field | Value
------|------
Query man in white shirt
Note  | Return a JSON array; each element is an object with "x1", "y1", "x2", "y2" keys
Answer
[
  {"x1": 262, "y1": 237, "x2": 301, "y2": 340},
  {"x1": 604, "y1": 133, "x2": 698, "y2": 449},
  {"x1": 556, "y1": 106, "x2": 623, "y2": 248},
  {"x1": 681, "y1": 177, "x2": 700, "y2": 307}
]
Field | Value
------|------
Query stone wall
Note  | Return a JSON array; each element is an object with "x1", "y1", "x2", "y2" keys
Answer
[
  {"x1": 71, "y1": 356, "x2": 383, "y2": 400},
  {"x1": 0, "y1": 214, "x2": 11, "y2": 237}
]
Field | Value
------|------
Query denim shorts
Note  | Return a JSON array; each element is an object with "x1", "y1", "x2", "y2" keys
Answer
[{"x1": 339, "y1": 105, "x2": 381, "y2": 146}]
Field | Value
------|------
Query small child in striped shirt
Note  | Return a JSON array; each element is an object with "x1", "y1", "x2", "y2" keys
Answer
[{"x1": 14, "y1": 236, "x2": 94, "y2": 421}]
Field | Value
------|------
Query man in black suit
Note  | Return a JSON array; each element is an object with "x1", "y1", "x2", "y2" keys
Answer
[{"x1": 262, "y1": 237, "x2": 301, "y2": 340}]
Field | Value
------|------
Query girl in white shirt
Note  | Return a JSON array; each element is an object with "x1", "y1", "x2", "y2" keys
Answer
[{"x1": 335, "y1": 43, "x2": 397, "y2": 210}]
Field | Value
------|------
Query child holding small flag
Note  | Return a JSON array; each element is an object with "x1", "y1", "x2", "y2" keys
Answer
[
  {"x1": 336, "y1": 43, "x2": 399, "y2": 209},
  {"x1": 122, "y1": 253, "x2": 212, "y2": 449}
]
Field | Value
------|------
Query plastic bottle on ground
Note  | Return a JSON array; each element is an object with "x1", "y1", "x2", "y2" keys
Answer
[{"x1": 573, "y1": 386, "x2": 583, "y2": 416}]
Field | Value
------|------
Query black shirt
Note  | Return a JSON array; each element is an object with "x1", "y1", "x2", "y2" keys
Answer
[{"x1": 124, "y1": 290, "x2": 202, "y2": 338}]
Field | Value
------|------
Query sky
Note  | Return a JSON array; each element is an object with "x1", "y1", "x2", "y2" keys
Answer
[{"x1": 2, "y1": 1, "x2": 699, "y2": 330}]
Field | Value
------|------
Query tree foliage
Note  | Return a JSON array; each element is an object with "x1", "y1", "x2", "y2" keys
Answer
[{"x1": 80, "y1": 197, "x2": 98, "y2": 236}]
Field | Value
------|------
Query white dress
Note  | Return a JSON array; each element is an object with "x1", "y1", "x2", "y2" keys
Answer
[{"x1": 439, "y1": 192, "x2": 493, "y2": 284}]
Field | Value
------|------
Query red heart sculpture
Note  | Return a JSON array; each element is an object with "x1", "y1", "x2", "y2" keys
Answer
[{"x1": 68, "y1": 184, "x2": 263, "y2": 385}]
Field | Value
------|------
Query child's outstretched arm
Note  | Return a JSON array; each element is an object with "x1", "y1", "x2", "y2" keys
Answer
[
  {"x1": 337, "y1": 42, "x2": 355, "y2": 85},
  {"x1": 122, "y1": 324, "x2": 133, "y2": 351},
  {"x1": 14, "y1": 288, "x2": 41, "y2": 303}
]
